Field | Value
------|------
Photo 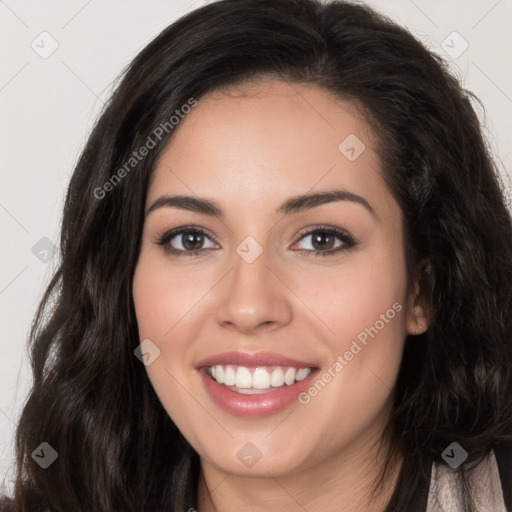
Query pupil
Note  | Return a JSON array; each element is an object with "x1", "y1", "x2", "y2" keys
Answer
[
  {"x1": 183, "y1": 232, "x2": 203, "y2": 250},
  {"x1": 312, "y1": 232, "x2": 333, "y2": 250}
]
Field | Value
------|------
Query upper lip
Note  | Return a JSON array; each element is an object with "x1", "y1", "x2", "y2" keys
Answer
[{"x1": 195, "y1": 351, "x2": 317, "y2": 369}]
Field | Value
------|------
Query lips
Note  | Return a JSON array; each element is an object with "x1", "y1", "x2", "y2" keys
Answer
[
  {"x1": 196, "y1": 351, "x2": 319, "y2": 417},
  {"x1": 195, "y1": 351, "x2": 317, "y2": 369}
]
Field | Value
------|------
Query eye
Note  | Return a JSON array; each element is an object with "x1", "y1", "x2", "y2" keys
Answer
[
  {"x1": 291, "y1": 226, "x2": 357, "y2": 256},
  {"x1": 155, "y1": 224, "x2": 358, "y2": 258},
  {"x1": 156, "y1": 226, "x2": 218, "y2": 256}
]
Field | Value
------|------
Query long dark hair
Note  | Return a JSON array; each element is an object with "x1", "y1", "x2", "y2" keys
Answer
[{"x1": 2, "y1": 0, "x2": 511, "y2": 511}]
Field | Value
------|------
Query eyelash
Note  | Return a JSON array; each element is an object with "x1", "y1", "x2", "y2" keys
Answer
[{"x1": 155, "y1": 224, "x2": 358, "y2": 257}]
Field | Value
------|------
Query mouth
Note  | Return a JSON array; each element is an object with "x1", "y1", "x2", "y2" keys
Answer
[
  {"x1": 205, "y1": 364, "x2": 314, "y2": 394},
  {"x1": 196, "y1": 351, "x2": 319, "y2": 417}
]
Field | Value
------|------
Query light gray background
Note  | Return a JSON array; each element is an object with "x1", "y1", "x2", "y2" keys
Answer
[{"x1": 1, "y1": 0, "x2": 511, "y2": 495}]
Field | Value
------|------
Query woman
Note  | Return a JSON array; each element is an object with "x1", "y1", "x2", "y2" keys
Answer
[{"x1": 1, "y1": 0, "x2": 511, "y2": 511}]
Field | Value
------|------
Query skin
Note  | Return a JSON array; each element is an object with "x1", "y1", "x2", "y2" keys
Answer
[{"x1": 132, "y1": 80, "x2": 428, "y2": 512}]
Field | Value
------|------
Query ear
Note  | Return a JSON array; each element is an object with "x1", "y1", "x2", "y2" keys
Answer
[{"x1": 405, "y1": 274, "x2": 430, "y2": 336}]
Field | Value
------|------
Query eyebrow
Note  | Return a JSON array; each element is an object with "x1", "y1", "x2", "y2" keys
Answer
[{"x1": 145, "y1": 189, "x2": 376, "y2": 219}]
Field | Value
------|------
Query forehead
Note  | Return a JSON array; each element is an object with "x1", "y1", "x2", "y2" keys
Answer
[{"x1": 148, "y1": 80, "x2": 392, "y2": 217}]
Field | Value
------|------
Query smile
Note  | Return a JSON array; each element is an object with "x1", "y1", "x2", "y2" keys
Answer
[
  {"x1": 207, "y1": 365, "x2": 313, "y2": 394},
  {"x1": 196, "y1": 351, "x2": 319, "y2": 417}
]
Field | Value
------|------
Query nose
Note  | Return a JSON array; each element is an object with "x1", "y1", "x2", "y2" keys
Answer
[{"x1": 214, "y1": 244, "x2": 293, "y2": 334}]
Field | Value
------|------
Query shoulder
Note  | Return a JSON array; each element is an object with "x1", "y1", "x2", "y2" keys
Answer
[
  {"x1": 494, "y1": 440, "x2": 512, "y2": 512},
  {"x1": 426, "y1": 441, "x2": 512, "y2": 512}
]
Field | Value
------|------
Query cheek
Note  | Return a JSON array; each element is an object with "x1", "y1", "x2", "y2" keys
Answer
[
  {"x1": 295, "y1": 244, "x2": 408, "y2": 348},
  {"x1": 132, "y1": 254, "x2": 201, "y2": 432},
  {"x1": 132, "y1": 250, "x2": 219, "y2": 396},
  {"x1": 295, "y1": 239, "x2": 408, "y2": 400},
  {"x1": 132, "y1": 252, "x2": 210, "y2": 340}
]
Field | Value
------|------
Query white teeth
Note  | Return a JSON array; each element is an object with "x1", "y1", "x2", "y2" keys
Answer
[
  {"x1": 252, "y1": 368, "x2": 271, "y2": 389},
  {"x1": 215, "y1": 365, "x2": 225, "y2": 384},
  {"x1": 296, "y1": 368, "x2": 311, "y2": 381},
  {"x1": 235, "y1": 367, "x2": 252, "y2": 388},
  {"x1": 270, "y1": 368, "x2": 285, "y2": 387},
  {"x1": 224, "y1": 365, "x2": 236, "y2": 386},
  {"x1": 284, "y1": 367, "x2": 296, "y2": 385},
  {"x1": 208, "y1": 365, "x2": 313, "y2": 390}
]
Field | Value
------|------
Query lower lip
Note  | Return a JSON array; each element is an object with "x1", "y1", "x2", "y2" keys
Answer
[{"x1": 198, "y1": 368, "x2": 318, "y2": 418}]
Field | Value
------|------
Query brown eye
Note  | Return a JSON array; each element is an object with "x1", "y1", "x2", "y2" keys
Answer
[
  {"x1": 292, "y1": 226, "x2": 357, "y2": 256},
  {"x1": 179, "y1": 231, "x2": 205, "y2": 251},
  {"x1": 156, "y1": 227, "x2": 218, "y2": 256}
]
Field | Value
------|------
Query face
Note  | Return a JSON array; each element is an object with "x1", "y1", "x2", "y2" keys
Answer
[{"x1": 132, "y1": 80, "x2": 427, "y2": 478}]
